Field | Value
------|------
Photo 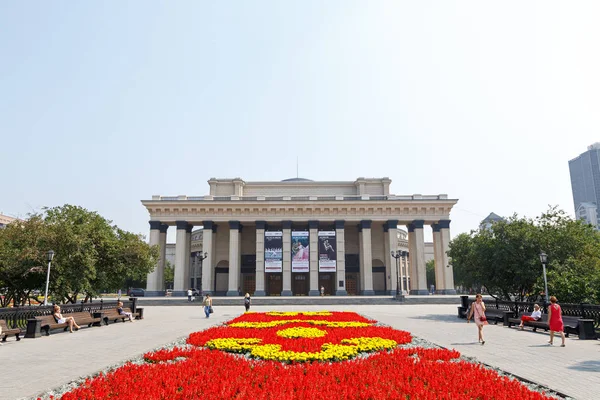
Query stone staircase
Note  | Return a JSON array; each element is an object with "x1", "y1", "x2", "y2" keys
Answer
[{"x1": 135, "y1": 295, "x2": 463, "y2": 307}]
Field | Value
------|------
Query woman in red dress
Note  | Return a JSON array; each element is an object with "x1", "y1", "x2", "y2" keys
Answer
[{"x1": 547, "y1": 296, "x2": 566, "y2": 347}]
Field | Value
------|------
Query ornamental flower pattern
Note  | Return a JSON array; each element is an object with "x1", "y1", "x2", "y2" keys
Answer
[{"x1": 55, "y1": 311, "x2": 557, "y2": 400}]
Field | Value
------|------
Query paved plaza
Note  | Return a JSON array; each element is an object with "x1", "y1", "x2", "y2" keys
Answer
[{"x1": 1, "y1": 304, "x2": 598, "y2": 400}]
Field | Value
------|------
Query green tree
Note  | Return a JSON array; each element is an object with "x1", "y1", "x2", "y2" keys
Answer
[
  {"x1": 0, "y1": 216, "x2": 48, "y2": 306},
  {"x1": 164, "y1": 261, "x2": 174, "y2": 289},
  {"x1": 0, "y1": 205, "x2": 159, "y2": 305},
  {"x1": 426, "y1": 259, "x2": 435, "y2": 290},
  {"x1": 448, "y1": 207, "x2": 600, "y2": 303}
]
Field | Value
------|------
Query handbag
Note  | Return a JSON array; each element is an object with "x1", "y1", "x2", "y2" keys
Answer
[
  {"x1": 474, "y1": 303, "x2": 486, "y2": 322},
  {"x1": 209, "y1": 306, "x2": 214, "y2": 314}
]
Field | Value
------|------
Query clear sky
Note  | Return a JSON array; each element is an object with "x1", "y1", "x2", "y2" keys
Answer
[{"x1": 2, "y1": 1, "x2": 599, "y2": 243}]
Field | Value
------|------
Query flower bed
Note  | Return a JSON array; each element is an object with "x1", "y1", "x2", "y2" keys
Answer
[{"x1": 54, "y1": 311, "x2": 556, "y2": 400}]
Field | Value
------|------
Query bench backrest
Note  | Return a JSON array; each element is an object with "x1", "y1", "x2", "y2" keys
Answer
[
  {"x1": 36, "y1": 315, "x2": 58, "y2": 324},
  {"x1": 106, "y1": 307, "x2": 133, "y2": 315},
  {"x1": 70, "y1": 312, "x2": 94, "y2": 319}
]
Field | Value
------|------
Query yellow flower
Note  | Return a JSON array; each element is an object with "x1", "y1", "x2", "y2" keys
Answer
[
  {"x1": 266, "y1": 311, "x2": 333, "y2": 317},
  {"x1": 229, "y1": 320, "x2": 371, "y2": 329},
  {"x1": 277, "y1": 327, "x2": 327, "y2": 339}
]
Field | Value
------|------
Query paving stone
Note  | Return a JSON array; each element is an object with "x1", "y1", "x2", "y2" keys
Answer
[{"x1": 1, "y1": 304, "x2": 597, "y2": 400}]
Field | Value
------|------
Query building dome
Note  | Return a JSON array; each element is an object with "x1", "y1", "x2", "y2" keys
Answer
[{"x1": 281, "y1": 178, "x2": 313, "y2": 182}]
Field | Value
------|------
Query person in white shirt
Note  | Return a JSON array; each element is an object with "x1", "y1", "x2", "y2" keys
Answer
[
  {"x1": 187, "y1": 288, "x2": 193, "y2": 302},
  {"x1": 519, "y1": 303, "x2": 542, "y2": 329}
]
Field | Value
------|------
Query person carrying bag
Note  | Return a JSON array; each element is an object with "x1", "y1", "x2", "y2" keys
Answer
[
  {"x1": 203, "y1": 294, "x2": 213, "y2": 318},
  {"x1": 467, "y1": 293, "x2": 488, "y2": 345}
]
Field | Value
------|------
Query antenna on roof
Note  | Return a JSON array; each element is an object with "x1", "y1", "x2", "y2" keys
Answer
[{"x1": 296, "y1": 156, "x2": 299, "y2": 178}]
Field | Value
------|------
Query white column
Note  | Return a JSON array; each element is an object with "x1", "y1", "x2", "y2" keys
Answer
[
  {"x1": 401, "y1": 253, "x2": 408, "y2": 294},
  {"x1": 184, "y1": 225, "x2": 192, "y2": 290},
  {"x1": 383, "y1": 225, "x2": 391, "y2": 294},
  {"x1": 173, "y1": 221, "x2": 189, "y2": 296},
  {"x1": 309, "y1": 221, "x2": 319, "y2": 296},
  {"x1": 282, "y1": 221, "x2": 293, "y2": 296},
  {"x1": 157, "y1": 224, "x2": 168, "y2": 292},
  {"x1": 407, "y1": 226, "x2": 417, "y2": 293},
  {"x1": 439, "y1": 220, "x2": 456, "y2": 294},
  {"x1": 254, "y1": 221, "x2": 266, "y2": 296},
  {"x1": 412, "y1": 220, "x2": 428, "y2": 295},
  {"x1": 432, "y1": 224, "x2": 445, "y2": 293},
  {"x1": 360, "y1": 220, "x2": 374, "y2": 295},
  {"x1": 227, "y1": 221, "x2": 241, "y2": 296},
  {"x1": 335, "y1": 220, "x2": 347, "y2": 295},
  {"x1": 201, "y1": 221, "x2": 214, "y2": 295},
  {"x1": 145, "y1": 221, "x2": 161, "y2": 295},
  {"x1": 386, "y1": 220, "x2": 398, "y2": 296}
]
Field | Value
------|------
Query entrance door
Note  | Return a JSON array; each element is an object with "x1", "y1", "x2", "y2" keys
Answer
[
  {"x1": 266, "y1": 273, "x2": 282, "y2": 296},
  {"x1": 292, "y1": 273, "x2": 308, "y2": 295},
  {"x1": 346, "y1": 273, "x2": 358, "y2": 295},
  {"x1": 372, "y1": 271, "x2": 386, "y2": 294},
  {"x1": 242, "y1": 274, "x2": 256, "y2": 295},
  {"x1": 318, "y1": 273, "x2": 335, "y2": 296}
]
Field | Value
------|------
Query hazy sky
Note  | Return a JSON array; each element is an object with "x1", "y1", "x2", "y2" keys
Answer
[{"x1": 2, "y1": 1, "x2": 599, "y2": 243}]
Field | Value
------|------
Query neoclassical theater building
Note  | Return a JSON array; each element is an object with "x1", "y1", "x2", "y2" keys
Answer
[{"x1": 142, "y1": 177, "x2": 457, "y2": 296}]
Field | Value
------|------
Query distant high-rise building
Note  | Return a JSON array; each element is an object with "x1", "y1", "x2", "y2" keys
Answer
[
  {"x1": 569, "y1": 143, "x2": 600, "y2": 229},
  {"x1": 480, "y1": 212, "x2": 505, "y2": 231}
]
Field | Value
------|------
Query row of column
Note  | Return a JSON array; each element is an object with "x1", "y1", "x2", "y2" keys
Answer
[{"x1": 146, "y1": 219, "x2": 455, "y2": 296}]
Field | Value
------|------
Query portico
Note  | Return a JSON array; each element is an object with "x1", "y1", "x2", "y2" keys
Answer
[{"x1": 142, "y1": 177, "x2": 457, "y2": 296}]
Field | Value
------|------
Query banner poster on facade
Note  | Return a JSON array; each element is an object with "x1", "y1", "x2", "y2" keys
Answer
[
  {"x1": 291, "y1": 231, "x2": 310, "y2": 273},
  {"x1": 264, "y1": 231, "x2": 283, "y2": 272},
  {"x1": 318, "y1": 231, "x2": 337, "y2": 272}
]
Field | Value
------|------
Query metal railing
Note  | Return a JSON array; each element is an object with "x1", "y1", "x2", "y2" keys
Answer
[
  {"x1": 0, "y1": 298, "x2": 136, "y2": 330},
  {"x1": 460, "y1": 296, "x2": 600, "y2": 333}
]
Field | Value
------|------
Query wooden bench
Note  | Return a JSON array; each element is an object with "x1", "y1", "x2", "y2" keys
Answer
[
  {"x1": 36, "y1": 312, "x2": 103, "y2": 336},
  {"x1": 101, "y1": 307, "x2": 142, "y2": 325},
  {"x1": 468, "y1": 306, "x2": 512, "y2": 325},
  {"x1": 1, "y1": 319, "x2": 21, "y2": 342},
  {"x1": 508, "y1": 314, "x2": 579, "y2": 337}
]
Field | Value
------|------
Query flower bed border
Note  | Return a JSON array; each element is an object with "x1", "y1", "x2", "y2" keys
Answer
[{"x1": 30, "y1": 312, "x2": 571, "y2": 400}]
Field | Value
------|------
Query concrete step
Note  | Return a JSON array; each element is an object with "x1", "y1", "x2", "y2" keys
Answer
[{"x1": 133, "y1": 295, "x2": 463, "y2": 307}]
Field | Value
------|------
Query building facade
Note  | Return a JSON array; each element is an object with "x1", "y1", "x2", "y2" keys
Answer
[
  {"x1": 569, "y1": 143, "x2": 600, "y2": 229},
  {"x1": 0, "y1": 213, "x2": 17, "y2": 228},
  {"x1": 142, "y1": 177, "x2": 457, "y2": 296}
]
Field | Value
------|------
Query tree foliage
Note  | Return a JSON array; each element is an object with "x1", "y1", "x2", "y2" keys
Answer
[
  {"x1": 0, "y1": 205, "x2": 159, "y2": 305},
  {"x1": 426, "y1": 260, "x2": 435, "y2": 289},
  {"x1": 448, "y1": 207, "x2": 600, "y2": 303}
]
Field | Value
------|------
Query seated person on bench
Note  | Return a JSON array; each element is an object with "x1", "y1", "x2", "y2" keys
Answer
[
  {"x1": 117, "y1": 301, "x2": 134, "y2": 322},
  {"x1": 518, "y1": 304, "x2": 542, "y2": 329},
  {"x1": 53, "y1": 305, "x2": 81, "y2": 333}
]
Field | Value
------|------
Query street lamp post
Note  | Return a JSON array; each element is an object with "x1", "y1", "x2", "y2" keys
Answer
[
  {"x1": 43, "y1": 250, "x2": 55, "y2": 306},
  {"x1": 539, "y1": 251, "x2": 549, "y2": 304},
  {"x1": 391, "y1": 251, "x2": 402, "y2": 298}
]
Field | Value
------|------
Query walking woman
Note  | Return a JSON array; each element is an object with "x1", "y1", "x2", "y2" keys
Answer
[
  {"x1": 203, "y1": 294, "x2": 213, "y2": 318},
  {"x1": 547, "y1": 296, "x2": 566, "y2": 347},
  {"x1": 467, "y1": 293, "x2": 488, "y2": 345}
]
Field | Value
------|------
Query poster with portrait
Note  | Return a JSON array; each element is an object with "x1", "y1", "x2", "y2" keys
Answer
[
  {"x1": 264, "y1": 231, "x2": 283, "y2": 272},
  {"x1": 291, "y1": 231, "x2": 309, "y2": 272},
  {"x1": 318, "y1": 231, "x2": 336, "y2": 272}
]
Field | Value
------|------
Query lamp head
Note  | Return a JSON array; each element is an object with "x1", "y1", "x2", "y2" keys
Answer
[
  {"x1": 539, "y1": 252, "x2": 547, "y2": 264},
  {"x1": 47, "y1": 250, "x2": 55, "y2": 262}
]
